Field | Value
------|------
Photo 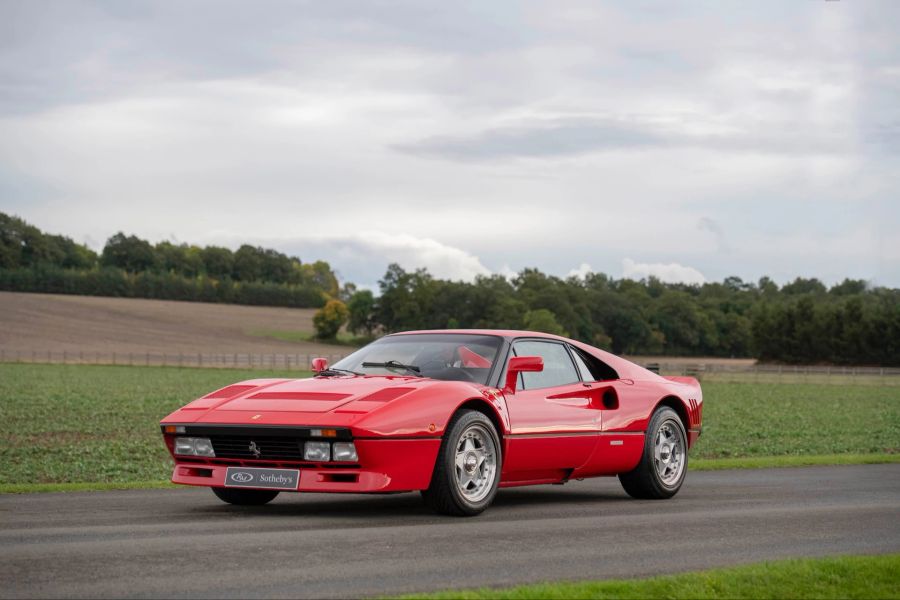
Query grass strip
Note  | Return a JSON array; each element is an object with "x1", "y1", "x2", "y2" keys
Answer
[
  {"x1": 691, "y1": 452, "x2": 900, "y2": 470},
  {"x1": 393, "y1": 554, "x2": 900, "y2": 599},
  {"x1": 0, "y1": 480, "x2": 177, "y2": 494}
]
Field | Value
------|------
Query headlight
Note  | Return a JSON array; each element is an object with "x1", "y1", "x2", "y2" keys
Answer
[
  {"x1": 304, "y1": 441, "x2": 330, "y2": 462},
  {"x1": 174, "y1": 437, "x2": 215, "y2": 457},
  {"x1": 332, "y1": 442, "x2": 358, "y2": 462}
]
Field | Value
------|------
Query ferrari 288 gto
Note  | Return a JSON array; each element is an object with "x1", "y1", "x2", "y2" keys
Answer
[{"x1": 160, "y1": 330, "x2": 703, "y2": 515}]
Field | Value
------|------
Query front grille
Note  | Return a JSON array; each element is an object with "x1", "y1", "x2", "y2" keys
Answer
[{"x1": 210, "y1": 435, "x2": 304, "y2": 461}]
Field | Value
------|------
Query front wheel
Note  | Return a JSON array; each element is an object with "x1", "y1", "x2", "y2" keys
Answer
[
  {"x1": 619, "y1": 406, "x2": 687, "y2": 499},
  {"x1": 212, "y1": 487, "x2": 280, "y2": 506},
  {"x1": 422, "y1": 410, "x2": 501, "y2": 516}
]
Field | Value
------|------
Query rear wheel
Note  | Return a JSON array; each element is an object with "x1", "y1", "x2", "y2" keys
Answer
[
  {"x1": 212, "y1": 487, "x2": 280, "y2": 506},
  {"x1": 422, "y1": 410, "x2": 501, "y2": 516},
  {"x1": 619, "y1": 406, "x2": 687, "y2": 499}
]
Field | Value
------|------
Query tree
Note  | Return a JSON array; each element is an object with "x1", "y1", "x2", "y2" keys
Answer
[
  {"x1": 313, "y1": 299, "x2": 350, "y2": 340},
  {"x1": 346, "y1": 290, "x2": 376, "y2": 337},
  {"x1": 45, "y1": 235, "x2": 97, "y2": 269},
  {"x1": 100, "y1": 233, "x2": 157, "y2": 272},
  {"x1": 232, "y1": 245, "x2": 264, "y2": 281},
  {"x1": 523, "y1": 309, "x2": 567, "y2": 336},
  {"x1": 155, "y1": 241, "x2": 202, "y2": 277},
  {"x1": 200, "y1": 246, "x2": 234, "y2": 279},
  {"x1": 298, "y1": 260, "x2": 340, "y2": 297}
]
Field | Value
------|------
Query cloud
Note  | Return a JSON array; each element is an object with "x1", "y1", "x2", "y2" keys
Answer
[
  {"x1": 567, "y1": 262, "x2": 594, "y2": 280},
  {"x1": 395, "y1": 118, "x2": 660, "y2": 161},
  {"x1": 395, "y1": 113, "x2": 859, "y2": 163},
  {"x1": 622, "y1": 258, "x2": 706, "y2": 285},
  {"x1": 0, "y1": 1, "x2": 898, "y2": 287},
  {"x1": 230, "y1": 232, "x2": 491, "y2": 285}
]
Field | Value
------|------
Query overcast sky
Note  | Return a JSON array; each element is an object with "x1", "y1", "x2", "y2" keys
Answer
[{"x1": 1, "y1": 1, "x2": 898, "y2": 289}]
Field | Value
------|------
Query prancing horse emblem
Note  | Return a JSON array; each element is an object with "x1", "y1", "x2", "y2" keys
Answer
[{"x1": 248, "y1": 441, "x2": 261, "y2": 458}]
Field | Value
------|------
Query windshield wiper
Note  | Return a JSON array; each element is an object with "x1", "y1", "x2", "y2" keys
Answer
[
  {"x1": 361, "y1": 360, "x2": 421, "y2": 375},
  {"x1": 315, "y1": 368, "x2": 363, "y2": 377}
]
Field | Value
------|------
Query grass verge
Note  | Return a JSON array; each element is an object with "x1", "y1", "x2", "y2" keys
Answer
[
  {"x1": 393, "y1": 554, "x2": 900, "y2": 599},
  {"x1": 691, "y1": 453, "x2": 900, "y2": 470},
  {"x1": 0, "y1": 480, "x2": 177, "y2": 494}
]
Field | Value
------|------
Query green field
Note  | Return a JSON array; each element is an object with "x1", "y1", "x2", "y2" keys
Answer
[
  {"x1": 0, "y1": 363, "x2": 898, "y2": 489},
  {"x1": 394, "y1": 554, "x2": 900, "y2": 600}
]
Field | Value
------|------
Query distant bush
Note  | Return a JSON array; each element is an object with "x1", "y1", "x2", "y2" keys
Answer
[
  {"x1": 0, "y1": 266, "x2": 327, "y2": 309},
  {"x1": 313, "y1": 299, "x2": 350, "y2": 340},
  {"x1": 0, "y1": 211, "x2": 338, "y2": 309}
]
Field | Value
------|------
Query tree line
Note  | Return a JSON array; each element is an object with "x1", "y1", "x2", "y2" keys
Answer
[
  {"x1": 336, "y1": 264, "x2": 899, "y2": 366},
  {"x1": 0, "y1": 212, "x2": 338, "y2": 308},
  {"x1": 3, "y1": 212, "x2": 897, "y2": 365}
]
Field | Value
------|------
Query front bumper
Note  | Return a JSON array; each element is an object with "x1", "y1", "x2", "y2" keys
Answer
[{"x1": 169, "y1": 438, "x2": 441, "y2": 493}]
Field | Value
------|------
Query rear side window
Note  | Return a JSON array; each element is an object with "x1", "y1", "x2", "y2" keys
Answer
[
  {"x1": 570, "y1": 347, "x2": 619, "y2": 381},
  {"x1": 513, "y1": 340, "x2": 580, "y2": 390}
]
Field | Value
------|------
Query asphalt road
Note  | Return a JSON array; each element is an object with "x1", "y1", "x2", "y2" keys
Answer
[{"x1": 2, "y1": 464, "x2": 899, "y2": 599}]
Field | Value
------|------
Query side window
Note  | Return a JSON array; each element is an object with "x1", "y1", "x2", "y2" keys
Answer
[
  {"x1": 513, "y1": 340, "x2": 580, "y2": 390},
  {"x1": 570, "y1": 347, "x2": 619, "y2": 381},
  {"x1": 571, "y1": 350, "x2": 594, "y2": 382}
]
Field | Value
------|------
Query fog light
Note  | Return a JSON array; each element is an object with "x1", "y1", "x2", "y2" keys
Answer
[
  {"x1": 304, "y1": 441, "x2": 330, "y2": 462},
  {"x1": 332, "y1": 442, "x2": 358, "y2": 462}
]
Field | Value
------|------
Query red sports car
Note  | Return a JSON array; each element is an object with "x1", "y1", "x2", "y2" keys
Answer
[{"x1": 160, "y1": 330, "x2": 703, "y2": 515}]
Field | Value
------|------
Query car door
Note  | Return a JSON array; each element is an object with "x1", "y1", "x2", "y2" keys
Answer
[{"x1": 501, "y1": 339, "x2": 602, "y2": 480}]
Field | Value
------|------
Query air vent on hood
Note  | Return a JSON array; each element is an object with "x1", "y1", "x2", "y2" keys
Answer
[
  {"x1": 248, "y1": 392, "x2": 351, "y2": 401},
  {"x1": 203, "y1": 385, "x2": 257, "y2": 399},
  {"x1": 357, "y1": 387, "x2": 414, "y2": 403}
]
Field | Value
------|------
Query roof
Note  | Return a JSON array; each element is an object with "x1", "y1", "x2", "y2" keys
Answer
[{"x1": 391, "y1": 329, "x2": 566, "y2": 340}]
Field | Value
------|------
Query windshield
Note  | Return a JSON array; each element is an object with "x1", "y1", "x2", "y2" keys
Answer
[{"x1": 332, "y1": 333, "x2": 503, "y2": 385}]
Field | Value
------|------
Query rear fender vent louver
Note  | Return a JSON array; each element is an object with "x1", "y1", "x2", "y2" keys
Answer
[{"x1": 687, "y1": 398, "x2": 700, "y2": 427}]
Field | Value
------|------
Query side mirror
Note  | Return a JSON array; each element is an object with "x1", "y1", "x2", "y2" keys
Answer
[
  {"x1": 503, "y1": 356, "x2": 543, "y2": 394},
  {"x1": 311, "y1": 357, "x2": 328, "y2": 373}
]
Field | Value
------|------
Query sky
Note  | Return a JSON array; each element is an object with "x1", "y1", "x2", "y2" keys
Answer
[{"x1": 1, "y1": 0, "x2": 898, "y2": 290}]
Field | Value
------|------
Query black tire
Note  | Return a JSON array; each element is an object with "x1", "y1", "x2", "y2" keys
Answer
[
  {"x1": 422, "y1": 410, "x2": 501, "y2": 516},
  {"x1": 212, "y1": 487, "x2": 280, "y2": 506},
  {"x1": 619, "y1": 406, "x2": 688, "y2": 499}
]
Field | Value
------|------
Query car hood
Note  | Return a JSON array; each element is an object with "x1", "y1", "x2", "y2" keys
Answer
[{"x1": 169, "y1": 375, "x2": 462, "y2": 420}]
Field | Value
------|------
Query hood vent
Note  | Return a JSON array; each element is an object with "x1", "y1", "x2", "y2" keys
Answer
[
  {"x1": 203, "y1": 385, "x2": 257, "y2": 399},
  {"x1": 357, "y1": 387, "x2": 414, "y2": 403},
  {"x1": 248, "y1": 392, "x2": 351, "y2": 401}
]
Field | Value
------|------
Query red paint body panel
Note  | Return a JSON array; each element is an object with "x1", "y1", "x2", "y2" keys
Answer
[{"x1": 160, "y1": 329, "x2": 702, "y2": 494}]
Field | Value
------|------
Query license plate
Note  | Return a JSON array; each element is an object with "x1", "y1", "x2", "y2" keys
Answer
[{"x1": 224, "y1": 467, "x2": 300, "y2": 490}]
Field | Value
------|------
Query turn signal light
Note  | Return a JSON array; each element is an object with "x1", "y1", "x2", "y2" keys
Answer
[{"x1": 310, "y1": 428, "x2": 338, "y2": 438}]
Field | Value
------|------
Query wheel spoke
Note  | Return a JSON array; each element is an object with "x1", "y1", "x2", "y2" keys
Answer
[{"x1": 455, "y1": 451, "x2": 467, "y2": 472}]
